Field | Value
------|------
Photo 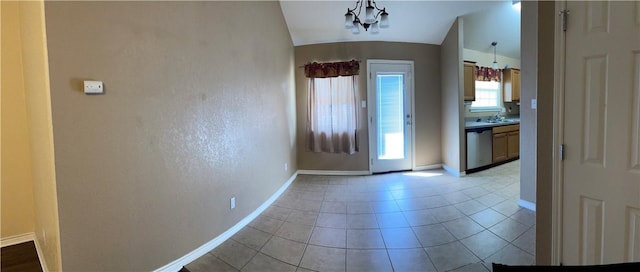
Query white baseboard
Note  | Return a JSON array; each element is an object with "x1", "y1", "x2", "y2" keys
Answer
[
  {"x1": 518, "y1": 199, "x2": 536, "y2": 211},
  {"x1": 154, "y1": 171, "x2": 299, "y2": 272},
  {"x1": 413, "y1": 164, "x2": 442, "y2": 171},
  {"x1": 1, "y1": 232, "x2": 47, "y2": 272},
  {"x1": 442, "y1": 164, "x2": 465, "y2": 177},
  {"x1": 33, "y1": 237, "x2": 49, "y2": 272},
  {"x1": 1, "y1": 232, "x2": 35, "y2": 247},
  {"x1": 298, "y1": 170, "x2": 369, "y2": 176},
  {"x1": 299, "y1": 165, "x2": 443, "y2": 176}
]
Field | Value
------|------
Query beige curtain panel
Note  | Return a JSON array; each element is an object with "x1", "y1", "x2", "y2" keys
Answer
[{"x1": 306, "y1": 75, "x2": 359, "y2": 154}]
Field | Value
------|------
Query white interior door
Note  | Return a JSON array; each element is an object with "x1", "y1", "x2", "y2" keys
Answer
[
  {"x1": 562, "y1": 1, "x2": 640, "y2": 265},
  {"x1": 368, "y1": 60, "x2": 414, "y2": 173}
]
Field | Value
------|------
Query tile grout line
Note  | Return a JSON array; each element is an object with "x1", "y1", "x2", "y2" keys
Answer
[
  {"x1": 196, "y1": 161, "x2": 533, "y2": 271},
  {"x1": 296, "y1": 180, "x2": 328, "y2": 270}
]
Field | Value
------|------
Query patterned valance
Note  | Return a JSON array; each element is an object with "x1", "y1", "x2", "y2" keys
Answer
[
  {"x1": 304, "y1": 60, "x2": 360, "y2": 78},
  {"x1": 476, "y1": 66, "x2": 502, "y2": 82}
]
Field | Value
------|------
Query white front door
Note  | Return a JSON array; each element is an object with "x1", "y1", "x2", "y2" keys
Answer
[
  {"x1": 368, "y1": 60, "x2": 414, "y2": 173},
  {"x1": 562, "y1": 1, "x2": 640, "y2": 264}
]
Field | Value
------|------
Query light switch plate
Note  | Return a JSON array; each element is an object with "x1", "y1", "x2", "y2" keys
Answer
[
  {"x1": 84, "y1": 80, "x2": 104, "y2": 94},
  {"x1": 531, "y1": 99, "x2": 537, "y2": 109}
]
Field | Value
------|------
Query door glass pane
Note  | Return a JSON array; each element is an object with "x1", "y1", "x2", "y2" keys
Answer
[{"x1": 377, "y1": 74, "x2": 405, "y2": 160}]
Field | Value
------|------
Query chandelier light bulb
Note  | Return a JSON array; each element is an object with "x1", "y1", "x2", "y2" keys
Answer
[
  {"x1": 371, "y1": 22, "x2": 380, "y2": 34},
  {"x1": 365, "y1": 5, "x2": 376, "y2": 24},
  {"x1": 352, "y1": 22, "x2": 361, "y2": 34},
  {"x1": 379, "y1": 11, "x2": 389, "y2": 28},
  {"x1": 345, "y1": 12, "x2": 354, "y2": 29}
]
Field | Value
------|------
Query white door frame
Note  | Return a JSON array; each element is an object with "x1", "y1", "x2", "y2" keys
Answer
[
  {"x1": 551, "y1": 0, "x2": 567, "y2": 264},
  {"x1": 367, "y1": 59, "x2": 416, "y2": 174}
]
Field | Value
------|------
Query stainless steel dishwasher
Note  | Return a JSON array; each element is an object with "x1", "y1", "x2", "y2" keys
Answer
[{"x1": 466, "y1": 127, "x2": 493, "y2": 170}]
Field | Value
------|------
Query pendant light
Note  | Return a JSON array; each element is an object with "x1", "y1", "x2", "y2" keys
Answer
[{"x1": 491, "y1": 42, "x2": 499, "y2": 69}]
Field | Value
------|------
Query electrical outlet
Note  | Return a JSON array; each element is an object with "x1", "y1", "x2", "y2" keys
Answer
[{"x1": 230, "y1": 197, "x2": 236, "y2": 209}]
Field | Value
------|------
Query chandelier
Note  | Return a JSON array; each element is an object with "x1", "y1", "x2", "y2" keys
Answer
[{"x1": 344, "y1": 0, "x2": 389, "y2": 35}]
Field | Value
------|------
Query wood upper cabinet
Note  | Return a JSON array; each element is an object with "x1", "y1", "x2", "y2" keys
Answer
[
  {"x1": 492, "y1": 124, "x2": 520, "y2": 163},
  {"x1": 463, "y1": 61, "x2": 476, "y2": 101},
  {"x1": 503, "y1": 68, "x2": 520, "y2": 102}
]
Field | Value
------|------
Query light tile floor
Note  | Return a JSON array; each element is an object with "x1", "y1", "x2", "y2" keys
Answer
[{"x1": 186, "y1": 160, "x2": 535, "y2": 272}]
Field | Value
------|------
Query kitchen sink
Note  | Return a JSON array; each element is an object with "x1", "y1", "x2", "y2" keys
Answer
[
  {"x1": 479, "y1": 119, "x2": 517, "y2": 124},
  {"x1": 467, "y1": 118, "x2": 520, "y2": 129},
  {"x1": 487, "y1": 119, "x2": 512, "y2": 123}
]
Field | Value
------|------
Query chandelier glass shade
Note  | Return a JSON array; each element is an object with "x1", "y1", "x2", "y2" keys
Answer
[
  {"x1": 344, "y1": 0, "x2": 389, "y2": 34},
  {"x1": 491, "y1": 41, "x2": 499, "y2": 69}
]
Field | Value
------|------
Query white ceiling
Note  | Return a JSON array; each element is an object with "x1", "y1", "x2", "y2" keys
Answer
[{"x1": 279, "y1": 0, "x2": 521, "y2": 59}]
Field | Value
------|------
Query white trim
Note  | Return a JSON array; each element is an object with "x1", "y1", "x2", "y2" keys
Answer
[
  {"x1": 551, "y1": 0, "x2": 567, "y2": 265},
  {"x1": 412, "y1": 164, "x2": 443, "y2": 171},
  {"x1": 33, "y1": 237, "x2": 49, "y2": 272},
  {"x1": 410, "y1": 65, "x2": 417, "y2": 173},
  {"x1": 367, "y1": 60, "x2": 374, "y2": 175},
  {"x1": 0, "y1": 232, "x2": 35, "y2": 247},
  {"x1": 1, "y1": 232, "x2": 48, "y2": 272},
  {"x1": 297, "y1": 170, "x2": 369, "y2": 176},
  {"x1": 518, "y1": 199, "x2": 537, "y2": 211},
  {"x1": 469, "y1": 107, "x2": 505, "y2": 113},
  {"x1": 442, "y1": 164, "x2": 465, "y2": 177},
  {"x1": 154, "y1": 171, "x2": 299, "y2": 272}
]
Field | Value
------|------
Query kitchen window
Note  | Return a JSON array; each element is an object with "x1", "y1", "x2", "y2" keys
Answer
[{"x1": 470, "y1": 80, "x2": 502, "y2": 112}]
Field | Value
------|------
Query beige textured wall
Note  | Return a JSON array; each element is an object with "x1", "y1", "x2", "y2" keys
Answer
[
  {"x1": 441, "y1": 18, "x2": 465, "y2": 174},
  {"x1": 520, "y1": 2, "x2": 538, "y2": 207},
  {"x1": 44, "y1": 1, "x2": 296, "y2": 270},
  {"x1": 295, "y1": 42, "x2": 442, "y2": 171},
  {"x1": 1, "y1": 0, "x2": 36, "y2": 240},
  {"x1": 19, "y1": 1, "x2": 63, "y2": 270}
]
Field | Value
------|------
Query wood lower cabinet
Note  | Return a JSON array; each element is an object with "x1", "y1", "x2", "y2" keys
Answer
[
  {"x1": 464, "y1": 61, "x2": 476, "y2": 101},
  {"x1": 492, "y1": 133, "x2": 508, "y2": 162},
  {"x1": 492, "y1": 124, "x2": 520, "y2": 163},
  {"x1": 507, "y1": 130, "x2": 520, "y2": 159}
]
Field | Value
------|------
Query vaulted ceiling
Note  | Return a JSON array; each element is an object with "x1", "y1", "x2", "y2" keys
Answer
[{"x1": 279, "y1": 0, "x2": 521, "y2": 59}]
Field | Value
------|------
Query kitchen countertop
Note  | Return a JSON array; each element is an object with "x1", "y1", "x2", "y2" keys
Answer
[{"x1": 465, "y1": 118, "x2": 520, "y2": 130}]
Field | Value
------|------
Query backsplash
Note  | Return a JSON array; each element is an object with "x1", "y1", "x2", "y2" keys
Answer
[{"x1": 504, "y1": 101, "x2": 520, "y2": 115}]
